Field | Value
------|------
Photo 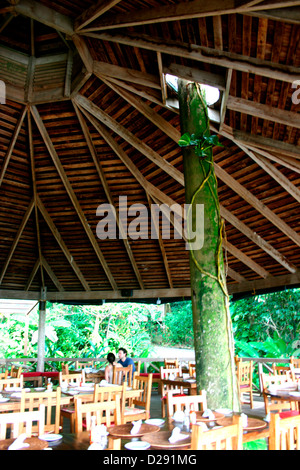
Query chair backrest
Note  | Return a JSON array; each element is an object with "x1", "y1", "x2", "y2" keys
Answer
[
  {"x1": 160, "y1": 367, "x2": 182, "y2": 379},
  {"x1": 160, "y1": 367, "x2": 183, "y2": 395},
  {"x1": 191, "y1": 415, "x2": 243, "y2": 450},
  {"x1": 59, "y1": 372, "x2": 84, "y2": 386},
  {"x1": 291, "y1": 356, "x2": 300, "y2": 368},
  {"x1": 112, "y1": 365, "x2": 132, "y2": 387},
  {"x1": 269, "y1": 412, "x2": 300, "y2": 450},
  {"x1": 74, "y1": 395, "x2": 121, "y2": 432},
  {"x1": 188, "y1": 361, "x2": 196, "y2": 377},
  {"x1": 0, "y1": 376, "x2": 23, "y2": 391},
  {"x1": 0, "y1": 370, "x2": 8, "y2": 379},
  {"x1": 164, "y1": 359, "x2": 179, "y2": 369},
  {"x1": 272, "y1": 364, "x2": 295, "y2": 380},
  {"x1": 93, "y1": 383, "x2": 125, "y2": 402},
  {"x1": 75, "y1": 360, "x2": 94, "y2": 370},
  {"x1": 0, "y1": 405, "x2": 45, "y2": 439},
  {"x1": 131, "y1": 373, "x2": 153, "y2": 412},
  {"x1": 61, "y1": 363, "x2": 69, "y2": 374},
  {"x1": 236, "y1": 360, "x2": 253, "y2": 387},
  {"x1": 10, "y1": 366, "x2": 22, "y2": 378},
  {"x1": 20, "y1": 387, "x2": 61, "y2": 434},
  {"x1": 134, "y1": 360, "x2": 141, "y2": 375},
  {"x1": 167, "y1": 391, "x2": 207, "y2": 417}
]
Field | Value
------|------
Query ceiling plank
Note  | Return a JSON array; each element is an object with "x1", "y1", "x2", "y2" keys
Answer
[
  {"x1": 214, "y1": 163, "x2": 300, "y2": 248},
  {"x1": 73, "y1": 102, "x2": 145, "y2": 290},
  {"x1": 74, "y1": 93, "x2": 184, "y2": 186},
  {"x1": 0, "y1": 199, "x2": 35, "y2": 285},
  {"x1": 36, "y1": 196, "x2": 91, "y2": 292},
  {"x1": 0, "y1": 107, "x2": 27, "y2": 187},
  {"x1": 30, "y1": 105, "x2": 118, "y2": 291}
]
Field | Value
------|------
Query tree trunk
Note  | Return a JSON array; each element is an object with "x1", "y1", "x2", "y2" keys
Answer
[{"x1": 178, "y1": 79, "x2": 240, "y2": 411}]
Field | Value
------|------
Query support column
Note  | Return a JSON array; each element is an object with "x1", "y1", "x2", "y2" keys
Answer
[
  {"x1": 37, "y1": 287, "x2": 47, "y2": 372},
  {"x1": 178, "y1": 79, "x2": 239, "y2": 410}
]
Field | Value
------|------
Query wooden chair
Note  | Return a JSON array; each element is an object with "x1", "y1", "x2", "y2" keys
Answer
[
  {"x1": 261, "y1": 372, "x2": 296, "y2": 414},
  {"x1": 59, "y1": 372, "x2": 84, "y2": 387},
  {"x1": 167, "y1": 391, "x2": 207, "y2": 418},
  {"x1": 121, "y1": 373, "x2": 153, "y2": 424},
  {"x1": 191, "y1": 415, "x2": 243, "y2": 450},
  {"x1": 74, "y1": 395, "x2": 122, "y2": 432},
  {"x1": 188, "y1": 361, "x2": 196, "y2": 377},
  {"x1": 164, "y1": 358, "x2": 179, "y2": 369},
  {"x1": 112, "y1": 365, "x2": 132, "y2": 387},
  {"x1": 235, "y1": 358, "x2": 254, "y2": 408},
  {"x1": 0, "y1": 405, "x2": 45, "y2": 439},
  {"x1": 269, "y1": 412, "x2": 300, "y2": 450},
  {"x1": 0, "y1": 376, "x2": 23, "y2": 391},
  {"x1": 272, "y1": 363, "x2": 295, "y2": 380},
  {"x1": 75, "y1": 360, "x2": 94, "y2": 370},
  {"x1": 134, "y1": 360, "x2": 141, "y2": 375},
  {"x1": 160, "y1": 366, "x2": 185, "y2": 418},
  {"x1": 20, "y1": 386, "x2": 61, "y2": 434},
  {"x1": 93, "y1": 383, "x2": 125, "y2": 403},
  {"x1": 9, "y1": 366, "x2": 22, "y2": 378}
]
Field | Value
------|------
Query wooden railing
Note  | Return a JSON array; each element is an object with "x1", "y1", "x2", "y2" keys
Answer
[{"x1": 0, "y1": 355, "x2": 291, "y2": 385}]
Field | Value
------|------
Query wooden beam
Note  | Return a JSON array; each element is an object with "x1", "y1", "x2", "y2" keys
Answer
[
  {"x1": 86, "y1": 31, "x2": 300, "y2": 83},
  {"x1": 28, "y1": 110, "x2": 44, "y2": 288},
  {"x1": 227, "y1": 96, "x2": 300, "y2": 129},
  {"x1": 36, "y1": 196, "x2": 91, "y2": 292},
  {"x1": 0, "y1": 199, "x2": 35, "y2": 285},
  {"x1": 78, "y1": 0, "x2": 299, "y2": 30},
  {"x1": 13, "y1": 0, "x2": 74, "y2": 34},
  {"x1": 162, "y1": 63, "x2": 226, "y2": 90},
  {"x1": 71, "y1": 34, "x2": 93, "y2": 73},
  {"x1": 72, "y1": 102, "x2": 145, "y2": 290},
  {"x1": 0, "y1": 107, "x2": 27, "y2": 187},
  {"x1": 220, "y1": 205, "x2": 297, "y2": 274},
  {"x1": 30, "y1": 105, "x2": 118, "y2": 291},
  {"x1": 75, "y1": 0, "x2": 122, "y2": 31},
  {"x1": 73, "y1": 93, "x2": 184, "y2": 186},
  {"x1": 219, "y1": 69, "x2": 232, "y2": 132},
  {"x1": 93, "y1": 60, "x2": 161, "y2": 90},
  {"x1": 41, "y1": 256, "x2": 65, "y2": 292},
  {"x1": 25, "y1": 258, "x2": 39, "y2": 291},
  {"x1": 214, "y1": 163, "x2": 300, "y2": 248},
  {"x1": 223, "y1": 240, "x2": 269, "y2": 278},
  {"x1": 146, "y1": 193, "x2": 173, "y2": 288},
  {"x1": 228, "y1": 270, "x2": 300, "y2": 296}
]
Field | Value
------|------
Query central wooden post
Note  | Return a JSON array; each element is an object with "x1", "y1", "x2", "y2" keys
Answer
[{"x1": 178, "y1": 79, "x2": 240, "y2": 410}]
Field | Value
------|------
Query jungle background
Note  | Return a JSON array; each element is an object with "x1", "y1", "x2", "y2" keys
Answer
[{"x1": 0, "y1": 288, "x2": 299, "y2": 364}]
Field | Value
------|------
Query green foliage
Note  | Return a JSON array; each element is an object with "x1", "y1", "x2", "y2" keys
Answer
[{"x1": 178, "y1": 132, "x2": 223, "y2": 158}]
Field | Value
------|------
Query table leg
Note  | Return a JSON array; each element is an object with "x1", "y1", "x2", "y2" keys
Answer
[{"x1": 108, "y1": 436, "x2": 121, "y2": 450}]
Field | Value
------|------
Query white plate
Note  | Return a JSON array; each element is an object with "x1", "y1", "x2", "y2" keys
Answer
[
  {"x1": 215, "y1": 408, "x2": 233, "y2": 416},
  {"x1": 39, "y1": 434, "x2": 63, "y2": 442},
  {"x1": 144, "y1": 419, "x2": 165, "y2": 426},
  {"x1": 0, "y1": 397, "x2": 10, "y2": 402},
  {"x1": 124, "y1": 441, "x2": 150, "y2": 450},
  {"x1": 34, "y1": 387, "x2": 46, "y2": 391}
]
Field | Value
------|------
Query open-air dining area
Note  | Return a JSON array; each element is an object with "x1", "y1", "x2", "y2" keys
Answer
[
  {"x1": 1, "y1": 354, "x2": 300, "y2": 451},
  {"x1": 1, "y1": 0, "x2": 300, "y2": 455}
]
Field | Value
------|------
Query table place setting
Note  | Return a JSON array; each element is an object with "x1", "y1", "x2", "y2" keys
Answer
[{"x1": 0, "y1": 434, "x2": 49, "y2": 451}]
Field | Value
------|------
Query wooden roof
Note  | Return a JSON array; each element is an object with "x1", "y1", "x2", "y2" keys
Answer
[{"x1": 0, "y1": 0, "x2": 300, "y2": 303}]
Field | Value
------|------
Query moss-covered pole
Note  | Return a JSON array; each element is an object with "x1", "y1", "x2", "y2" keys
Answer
[{"x1": 178, "y1": 79, "x2": 240, "y2": 411}]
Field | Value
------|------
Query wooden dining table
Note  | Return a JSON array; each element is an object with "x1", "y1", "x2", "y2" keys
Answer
[{"x1": 267, "y1": 385, "x2": 300, "y2": 410}]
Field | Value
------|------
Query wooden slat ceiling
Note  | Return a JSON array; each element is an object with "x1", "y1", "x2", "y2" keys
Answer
[{"x1": 0, "y1": 0, "x2": 300, "y2": 303}]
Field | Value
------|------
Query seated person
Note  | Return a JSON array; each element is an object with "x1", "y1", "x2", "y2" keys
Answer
[
  {"x1": 104, "y1": 353, "x2": 122, "y2": 383},
  {"x1": 118, "y1": 347, "x2": 136, "y2": 378}
]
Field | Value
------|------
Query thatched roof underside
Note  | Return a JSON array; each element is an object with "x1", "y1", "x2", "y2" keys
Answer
[{"x1": 0, "y1": 0, "x2": 300, "y2": 303}]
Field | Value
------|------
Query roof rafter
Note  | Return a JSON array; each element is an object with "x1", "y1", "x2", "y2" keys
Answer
[{"x1": 29, "y1": 104, "x2": 118, "y2": 291}]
